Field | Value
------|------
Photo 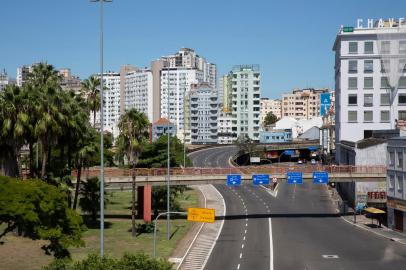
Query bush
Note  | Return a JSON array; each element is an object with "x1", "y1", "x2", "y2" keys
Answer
[
  {"x1": 135, "y1": 222, "x2": 155, "y2": 234},
  {"x1": 43, "y1": 253, "x2": 172, "y2": 270}
]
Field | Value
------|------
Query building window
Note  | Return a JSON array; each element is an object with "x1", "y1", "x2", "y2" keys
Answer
[
  {"x1": 397, "y1": 174, "x2": 403, "y2": 192},
  {"x1": 348, "y1": 111, "x2": 357, "y2": 122},
  {"x1": 348, "y1": 77, "x2": 357, "y2": 89},
  {"x1": 380, "y1": 41, "x2": 391, "y2": 54},
  {"x1": 364, "y1": 111, "x2": 373, "y2": 122},
  {"x1": 349, "y1": 60, "x2": 357, "y2": 73},
  {"x1": 364, "y1": 77, "x2": 373, "y2": 89},
  {"x1": 381, "y1": 77, "x2": 390, "y2": 89},
  {"x1": 389, "y1": 151, "x2": 395, "y2": 166},
  {"x1": 399, "y1": 59, "x2": 406, "y2": 73},
  {"x1": 364, "y1": 94, "x2": 373, "y2": 107},
  {"x1": 399, "y1": 76, "x2": 406, "y2": 88},
  {"x1": 389, "y1": 174, "x2": 395, "y2": 189},
  {"x1": 399, "y1": 110, "x2": 406, "y2": 120},
  {"x1": 364, "y1": 60, "x2": 374, "y2": 73},
  {"x1": 349, "y1": 42, "x2": 358, "y2": 54},
  {"x1": 348, "y1": 94, "x2": 357, "y2": 105},
  {"x1": 399, "y1": 94, "x2": 406, "y2": 105},
  {"x1": 364, "y1": 41, "x2": 374, "y2": 54},
  {"x1": 381, "y1": 111, "x2": 390, "y2": 122},
  {"x1": 381, "y1": 59, "x2": 390, "y2": 73},
  {"x1": 400, "y1": 41, "x2": 406, "y2": 54},
  {"x1": 397, "y1": 152, "x2": 403, "y2": 169}
]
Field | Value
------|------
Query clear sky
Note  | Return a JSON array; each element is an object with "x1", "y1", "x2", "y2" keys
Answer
[{"x1": 1, "y1": 0, "x2": 406, "y2": 98}]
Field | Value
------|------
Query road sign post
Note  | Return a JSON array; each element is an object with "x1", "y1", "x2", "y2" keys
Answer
[
  {"x1": 287, "y1": 172, "x2": 303, "y2": 184},
  {"x1": 313, "y1": 171, "x2": 329, "y2": 184},
  {"x1": 252, "y1": 174, "x2": 270, "y2": 185},
  {"x1": 227, "y1": 174, "x2": 242, "y2": 186}
]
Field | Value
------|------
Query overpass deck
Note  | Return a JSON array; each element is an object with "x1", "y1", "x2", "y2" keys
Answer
[{"x1": 72, "y1": 165, "x2": 387, "y2": 187}]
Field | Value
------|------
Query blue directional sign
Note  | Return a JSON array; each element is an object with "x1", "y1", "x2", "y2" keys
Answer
[
  {"x1": 287, "y1": 172, "x2": 303, "y2": 184},
  {"x1": 227, "y1": 174, "x2": 241, "y2": 186},
  {"x1": 312, "y1": 171, "x2": 329, "y2": 184},
  {"x1": 252, "y1": 174, "x2": 270, "y2": 185}
]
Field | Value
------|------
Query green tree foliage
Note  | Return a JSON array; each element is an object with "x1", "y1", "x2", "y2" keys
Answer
[
  {"x1": 0, "y1": 176, "x2": 84, "y2": 258},
  {"x1": 43, "y1": 253, "x2": 172, "y2": 270},
  {"x1": 80, "y1": 75, "x2": 101, "y2": 128},
  {"x1": 79, "y1": 177, "x2": 107, "y2": 223},
  {"x1": 137, "y1": 135, "x2": 192, "y2": 168},
  {"x1": 151, "y1": 186, "x2": 187, "y2": 217},
  {"x1": 263, "y1": 111, "x2": 278, "y2": 126}
]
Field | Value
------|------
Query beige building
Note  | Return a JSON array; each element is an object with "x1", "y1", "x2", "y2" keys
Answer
[
  {"x1": 58, "y1": 68, "x2": 82, "y2": 93},
  {"x1": 281, "y1": 88, "x2": 329, "y2": 120},
  {"x1": 260, "y1": 98, "x2": 281, "y2": 125}
]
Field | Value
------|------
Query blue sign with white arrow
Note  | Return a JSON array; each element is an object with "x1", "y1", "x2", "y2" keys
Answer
[
  {"x1": 227, "y1": 174, "x2": 242, "y2": 186},
  {"x1": 312, "y1": 171, "x2": 329, "y2": 184},
  {"x1": 287, "y1": 172, "x2": 303, "y2": 184},
  {"x1": 252, "y1": 174, "x2": 270, "y2": 185}
]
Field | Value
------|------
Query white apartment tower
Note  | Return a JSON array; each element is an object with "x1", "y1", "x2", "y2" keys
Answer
[
  {"x1": 230, "y1": 65, "x2": 261, "y2": 142},
  {"x1": 333, "y1": 19, "x2": 406, "y2": 160},
  {"x1": 0, "y1": 69, "x2": 9, "y2": 91},
  {"x1": 157, "y1": 48, "x2": 216, "y2": 141}
]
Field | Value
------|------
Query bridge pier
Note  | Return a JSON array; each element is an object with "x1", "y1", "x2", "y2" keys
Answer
[{"x1": 137, "y1": 185, "x2": 152, "y2": 222}]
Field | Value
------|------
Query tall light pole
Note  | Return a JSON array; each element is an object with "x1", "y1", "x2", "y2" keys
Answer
[
  {"x1": 91, "y1": 0, "x2": 111, "y2": 257},
  {"x1": 166, "y1": 64, "x2": 171, "y2": 240}
]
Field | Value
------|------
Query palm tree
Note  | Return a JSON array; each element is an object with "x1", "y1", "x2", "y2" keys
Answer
[
  {"x1": 117, "y1": 109, "x2": 150, "y2": 237},
  {"x1": 0, "y1": 85, "x2": 29, "y2": 177},
  {"x1": 28, "y1": 63, "x2": 63, "y2": 179},
  {"x1": 81, "y1": 76, "x2": 101, "y2": 128}
]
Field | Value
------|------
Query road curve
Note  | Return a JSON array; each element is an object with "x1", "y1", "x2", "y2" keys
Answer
[{"x1": 189, "y1": 146, "x2": 406, "y2": 270}]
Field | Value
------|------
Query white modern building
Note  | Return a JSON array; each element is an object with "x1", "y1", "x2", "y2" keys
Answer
[
  {"x1": 123, "y1": 67, "x2": 153, "y2": 122},
  {"x1": 333, "y1": 19, "x2": 406, "y2": 160},
  {"x1": 230, "y1": 65, "x2": 261, "y2": 142},
  {"x1": 17, "y1": 63, "x2": 38, "y2": 86},
  {"x1": 188, "y1": 83, "x2": 218, "y2": 144},
  {"x1": 218, "y1": 112, "x2": 234, "y2": 144},
  {"x1": 155, "y1": 48, "x2": 217, "y2": 142},
  {"x1": 260, "y1": 98, "x2": 282, "y2": 124},
  {"x1": 0, "y1": 69, "x2": 8, "y2": 91},
  {"x1": 94, "y1": 72, "x2": 121, "y2": 138}
]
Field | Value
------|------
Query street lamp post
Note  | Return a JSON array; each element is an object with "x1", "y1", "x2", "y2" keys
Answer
[
  {"x1": 91, "y1": 0, "x2": 111, "y2": 257},
  {"x1": 166, "y1": 65, "x2": 171, "y2": 240}
]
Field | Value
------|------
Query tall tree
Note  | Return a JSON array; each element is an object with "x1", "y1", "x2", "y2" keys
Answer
[
  {"x1": 263, "y1": 112, "x2": 278, "y2": 126},
  {"x1": 117, "y1": 109, "x2": 150, "y2": 237},
  {"x1": 81, "y1": 76, "x2": 101, "y2": 128},
  {"x1": 28, "y1": 63, "x2": 63, "y2": 179}
]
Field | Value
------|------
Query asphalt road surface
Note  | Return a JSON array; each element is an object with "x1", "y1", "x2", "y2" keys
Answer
[{"x1": 189, "y1": 146, "x2": 406, "y2": 270}]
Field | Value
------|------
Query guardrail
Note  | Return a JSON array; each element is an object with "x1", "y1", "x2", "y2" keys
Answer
[{"x1": 72, "y1": 165, "x2": 387, "y2": 179}]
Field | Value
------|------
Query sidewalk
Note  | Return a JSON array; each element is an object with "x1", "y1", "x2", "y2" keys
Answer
[
  {"x1": 341, "y1": 214, "x2": 406, "y2": 245},
  {"x1": 326, "y1": 186, "x2": 406, "y2": 245}
]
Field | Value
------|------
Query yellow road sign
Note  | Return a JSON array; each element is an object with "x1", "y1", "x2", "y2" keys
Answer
[{"x1": 187, "y1": 207, "x2": 215, "y2": 223}]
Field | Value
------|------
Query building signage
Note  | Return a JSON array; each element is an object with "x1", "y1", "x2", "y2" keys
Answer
[
  {"x1": 355, "y1": 18, "x2": 405, "y2": 29},
  {"x1": 387, "y1": 198, "x2": 406, "y2": 212},
  {"x1": 367, "y1": 191, "x2": 387, "y2": 203},
  {"x1": 252, "y1": 174, "x2": 270, "y2": 185},
  {"x1": 320, "y1": 93, "x2": 331, "y2": 117},
  {"x1": 227, "y1": 174, "x2": 241, "y2": 186},
  {"x1": 187, "y1": 207, "x2": 215, "y2": 223}
]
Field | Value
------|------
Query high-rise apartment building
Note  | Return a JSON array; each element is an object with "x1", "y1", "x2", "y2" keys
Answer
[
  {"x1": 122, "y1": 66, "x2": 153, "y2": 122},
  {"x1": 156, "y1": 48, "x2": 216, "y2": 141},
  {"x1": 230, "y1": 65, "x2": 261, "y2": 142},
  {"x1": 260, "y1": 98, "x2": 282, "y2": 125},
  {"x1": 188, "y1": 83, "x2": 218, "y2": 144},
  {"x1": 0, "y1": 69, "x2": 9, "y2": 91},
  {"x1": 333, "y1": 19, "x2": 406, "y2": 160},
  {"x1": 281, "y1": 88, "x2": 329, "y2": 120},
  {"x1": 94, "y1": 72, "x2": 121, "y2": 138},
  {"x1": 218, "y1": 112, "x2": 234, "y2": 144}
]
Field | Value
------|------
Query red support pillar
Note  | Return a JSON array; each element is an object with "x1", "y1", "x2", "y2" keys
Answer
[{"x1": 137, "y1": 185, "x2": 152, "y2": 222}]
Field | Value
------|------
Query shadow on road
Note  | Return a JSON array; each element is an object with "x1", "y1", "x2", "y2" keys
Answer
[{"x1": 215, "y1": 212, "x2": 340, "y2": 220}]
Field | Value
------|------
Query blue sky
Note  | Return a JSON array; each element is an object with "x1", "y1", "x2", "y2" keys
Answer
[{"x1": 1, "y1": 0, "x2": 406, "y2": 98}]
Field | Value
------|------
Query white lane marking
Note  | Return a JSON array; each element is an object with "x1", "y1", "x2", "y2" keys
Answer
[
  {"x1": 240, "y1": 253, "x2": 242, "y2": 259},
  {"x1": 245, "y1": 223, "x2": 248, "y2": 227},
  {"x1": 322, "y1": 255, "x2": 339, "y2": 259},
  {"x1": 243, "y1": 236, "x2": 246, "y2": 241},
  {"x1": 269, "y1": 218, "x2": 274, "y2": 270},
  {"x1": 245, "y1": 229, "x2": 247, "y2": 234},
  {"x1": 241, "y1": 244, "x2": 244, "y2": 249},
  {"x1": 237, "y1": 263, "x2": 240, "y2": 269}
]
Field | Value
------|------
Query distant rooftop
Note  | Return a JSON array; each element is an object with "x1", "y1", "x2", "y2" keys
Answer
[
  {"x1": 153, "y1": 117, "x2": 173, "y2": 126},
  {"x1": 232, "y1": 64, "x2": 260, "y2": 72}
]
